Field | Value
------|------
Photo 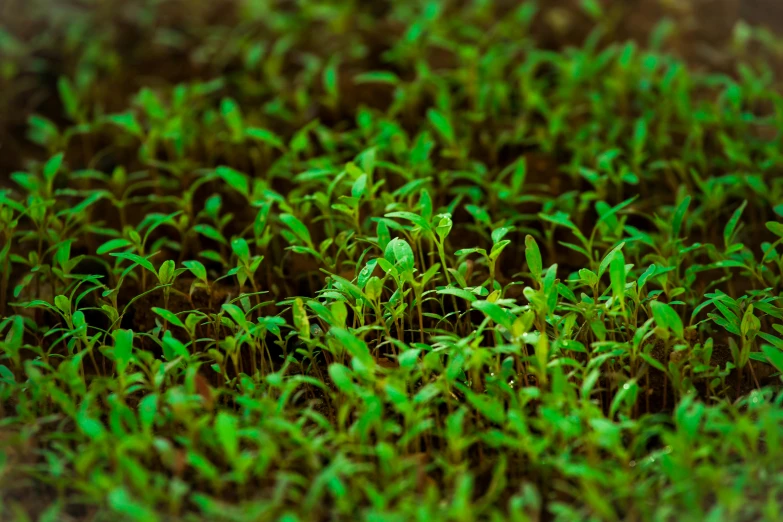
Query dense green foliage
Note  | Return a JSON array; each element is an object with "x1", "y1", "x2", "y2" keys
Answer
[{"x1": 2, "y1": 1, "x2": 783, "y2": 520}]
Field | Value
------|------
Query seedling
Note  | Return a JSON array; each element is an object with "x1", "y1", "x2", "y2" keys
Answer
[{"x1": 1, "y1": 3, "x2": 783, "y2": 521}]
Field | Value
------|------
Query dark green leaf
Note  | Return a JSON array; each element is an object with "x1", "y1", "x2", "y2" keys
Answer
[
  {"x1": 152, "y1": 307, "x2": 185, "y2": 329},
  {"x1": 651, "y1": 301, "x2": 684, "y2": 339},
  {"x1": 525, "y1": 235, "x2": 543, "y2": 279},
  {"x1": 427, "y1": 109, "x2": 455, "y2": 144},
  {"x1": 281, "y1": 213, "x2": 312, "y2": 246},
  {"x1": 723, "y1": 200, "x2": 747, "y2": 248}
]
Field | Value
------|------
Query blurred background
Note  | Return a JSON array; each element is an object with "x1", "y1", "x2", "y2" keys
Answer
[{"x1": 1, "y1": 0, "x2": 782, "y2": 177}]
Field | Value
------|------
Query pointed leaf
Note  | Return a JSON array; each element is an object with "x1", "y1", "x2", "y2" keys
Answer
[{"x1": 651, "y1": 301, "x2": 684, "y2": 339}]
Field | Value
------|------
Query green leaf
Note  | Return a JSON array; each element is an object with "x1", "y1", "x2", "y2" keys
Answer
[
  {"x1": 525, "y1": 235, "x2": 543, "y2": 279},
  {"x1": 110, "y1": 252, "x2": 157, "y2": 274},
  {"x1": 375, "y1": 221, "x2": 391, "y2": 252},
  {"x1": 138, "y1": 394, "x2": 157, "y2": 432},
  {"x1": 427, "y1": 108, "x2": 455, "y2": 144},
  {"x1": 38, "y1": 502, "x2": 64, "y2": 522},
  {"x1": 723, "y1": 200, "x2": 747, "y2": 248},
  {"x1": 24, "y1": 299, "x2": 59, "y2": 313},
  {"x1": 183, "y1": 260, "x2": 208, "y2": 283},
  {"x1": 105, "y1": 112, "x2": 143, "y2": 137},
  {"x1": 385, "y1": 237, "x2": 415, "y2": 275},
  {"x1": 331, "y1": 301, "x2": 348, "y2": 327},
  {"x1": 328, "y1": 363, "x2": 356, "y2": 394},
  {"x1": 455, "y1": 248, "x2": 485, "y2": 257},
  {"x1": 420, "y1": 262, "x2": 441, "y2": 286},
  {"x1": 639, "y1": 352, "x2": 666, "y2": 372},
  {"x1": 323, "y1": 56, "x2": 339, "y2": 99},
  {"x1": 112, "y1": 329, "x2": 134, "y2": 371},
  {"x1": 436, "y1": 215, "x2": 452, "y2": 241},
  {"x1": 141, "y1": 211, "x2": 182, "y2": 245},
  {"x1": 351, "y1": 173, "x2": 368, "y2": 200},
  {"x1": 766, "y1": 221, "x2": 783, "y2": 238},
  {"x1": 741, "y1": 305, "x2": 760, "y2": 338},
  {"x1": 108, "y1": 488, "x2": 157, "y2": 522},
  {"x1": 581, "y1": 0, "x2": 603, "y2": 18},
  {"x1": 609, "y1": 250, "x2": 626, "y2": 307},
  {"x1": 27, "y1": 115, "x2": 59, "y2": 146},
  {"x1": 464, "y1": 388, "x2": 505, "y2": 424},
  {"x1": 231, "y1": 238, "x2": 250, "y2": 263},
  {"x1": 761, "y1": 345, "x2": 783, "y2": 374},
  {"x1": 157, "y1": 260, "x2": 176, "y2": 285},
  {"x1": 385, "y1": 211, "x2": 430, "y2": 231},
  {"x1": 214, "y1": 412, "x2": 239, "y2": 460},
  {"x1": 672, "y1": 196, "x2": 691, "y2": 239},
  {"x1": 97, "y1": 238, "x2": 133, "y2": 255},
  {"x1": 465, "y1": 205, "x2": 491, "y2": 226},
  {"x1": 638, "y1": 264, "x2": 656, "y2": 289},
  {"x1": 472, "y1": 300, "x2": 514, "y2": 331},
  {"x1": 353, "y1": 71, "x2": 400, "y2": 84},
  {"x1": 188, "y1": 451, "x2": 219, "y2": 481},
  {"x1": 54, "y1": 295, "x2": 70, "y2": 314},
  {"x1": 557, "y1": 282, "x2": 577, "y2": 303},
  {"x1": 281, "y1": 213, "x2": 312, "y2": 246},
  {"x1": 222, "y1": 303, "x2": 248, "y2": 330},
  {"x1": 364, "y1": 276, "x2": 383, "y2": 301},
  {"x1": 293, "y1": 298, "x2": 310, "y2": 341},
  {"x1": 579, "y1": 268, "x2": 599, "y2": 287},
  {"x1": 595, "y1": 196, "x2": 638, "y2": 229},
  {"x1": 535, "y1": 330, "x2": 549, "y2": 377},
  {"x1": 245, "y1": 127, "x2": 284, "y2": 149},
  {"x1": 216, "y1": 166, "x2": 249, "y2": 197},
  {"x1": 307, "y1": 300, "x2": 335, "y2": 326},
  {"x1": 193, "y1": 224, "x2": 227, "y2": 245},
  {"x1": 543, "y1": 264, "x2": 558, "y2": 313},
  {"x1": 162, "y1": 331, "x2": 189, "y2": 360},
  {"x1": 511, "y1": 158, "x2": 527, "y2": 194},
  {"x1": 152, "y1": 307, "x2": 185, "y2": 329},
  {"x1": 491, "y1": 227, "x2": 513, "y2": 243},
  {"x1": 58, "y1": 77, "x2": 78, "y2": 120},
  {"x1": 43, "y1": 153, "x2": 65, "y2": 183},
  {"x1": 357, "y1": 259, "x2": 378, "y2": 288},
  {"x1": 329, "y1": 273, "x2": 364, "y2": 301},
  {"x1": 0, "y1": 365, "x2": 15, "y2": 384},
  {"x1": 77, "y1": 411, "x2": 105, "y2": 440},
  {"x1": 72, "y1": 310, "x2": 86, "y2": 331},
  {"x1": 651, "y1": 301, "x2": 684, "y2": 339},
  {"x1": 54, "y1": 239, "x2": 72, "y2": 269},
  {"x1": 419, "y1": 189, "x2": 433, "y2": 221},
  {"x1": 330, "y1": 327, "x2": 373, "y2": 368},
  {"x1": 490, "y1": 240, "x2": 511, "y2": 261},
  {"x1": 559, "y1": 241, "x2": 590, "y2": 259},
  {"x1": 437, "y1": 288, "x2": 477, "y2": 302},
  {"x1": 540, "y1": 211, "x2": 578, "y2": 231},
  {"x1": 598, "y1": 243, "x2": 625, "y2": 278},
  {"x1": 62, "y1": 191, "x2": 104, "y2": 217},
  {"x1": 610, "y1": 380, "x2": 638, "y2": 418},
  {"x1": 221, "y1": 97, "x2": 244, "y2": 141}
]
